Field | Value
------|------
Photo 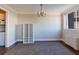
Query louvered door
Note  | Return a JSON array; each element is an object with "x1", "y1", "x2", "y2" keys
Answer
[{"x1": 23, "y1": 24, "x2": 33, "y2": 44}]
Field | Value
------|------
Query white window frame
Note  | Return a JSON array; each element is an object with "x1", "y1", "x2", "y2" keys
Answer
[{"x1": 65, "y1": 10, "x2": 79, "y2": 29}]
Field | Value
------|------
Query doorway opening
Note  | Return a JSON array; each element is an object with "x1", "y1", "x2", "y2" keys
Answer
[{"x1": 0, "y1": 9, "x2": 6, "y2": 47}]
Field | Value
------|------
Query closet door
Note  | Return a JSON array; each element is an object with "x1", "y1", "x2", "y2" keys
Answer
[
  {"x1": 28, "y1": 24, "x2": 33, "y2": 43},
  {"x1": 23, "y1": 24, "x2": 28, "y2": 43},
  {"x1": 23, "y1": 24, "x2": 34, "y2": 44},
  {"x1": 15, "y1": 24, "x2": 23, "y2": 41}
]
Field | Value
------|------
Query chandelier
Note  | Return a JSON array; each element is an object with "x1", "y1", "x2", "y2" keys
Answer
[{"x1": 37, "y1": 4, "x2": 46, "y2": 16}]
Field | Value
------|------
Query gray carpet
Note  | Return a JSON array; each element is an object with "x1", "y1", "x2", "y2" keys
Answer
[{"x1": 5, "y1": 41, "x2": 74, "y2": 55}]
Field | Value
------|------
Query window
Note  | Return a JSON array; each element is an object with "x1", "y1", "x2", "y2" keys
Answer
[{"x1": 68, "y1": 10, "x2": 79, "y2": 29}]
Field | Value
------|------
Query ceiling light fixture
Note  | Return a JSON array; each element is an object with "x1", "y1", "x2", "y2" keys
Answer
[{"x1": 37, "y1": 4, "x2": 46, "y2": 16}]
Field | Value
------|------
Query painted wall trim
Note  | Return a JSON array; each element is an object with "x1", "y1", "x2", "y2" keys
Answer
[
  {"x1": 16, "y1": 39, "x2": 23, "y2": 42},
  {"x1": 5, "y1": 41, "x2": 17, "y2": 47},
  {"x1": 34, "y1": 39, "x2": 60, "y2": 41},
  {"x1": 16, "y1": 39, "x2": 60, "y2": 42}
]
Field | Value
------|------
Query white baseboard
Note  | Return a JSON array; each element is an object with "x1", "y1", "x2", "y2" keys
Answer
[
  {"x1": 5, "y1": 41, "x2": 17, "y2": 47},
  {"x1": 34, "y1": 39, "x2": 61, "y2": 41},
  {"x1": 16, "y1": 39, "x2": 23, "y2": 42},
  {"x1": 16, "y1": 39, "x2": 62, "y2": 42}
]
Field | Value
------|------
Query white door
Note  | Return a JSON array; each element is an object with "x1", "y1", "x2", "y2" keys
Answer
[{"x1": 23, "y1": 24, "x2": 34, "y2": 44}]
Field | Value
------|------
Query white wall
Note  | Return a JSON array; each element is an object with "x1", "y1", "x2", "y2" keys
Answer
[
  {"x1": 0, "y1": 5, "x2": 62, "y2": 47},
  {"x1": 6, "y1": 11, "x2": 17, "y2": 47},
  {"x1": 63, "y1": 29, "x2": 79, "y2": 50},
  {"x1": 17, "y1": 14, "x2": 61, "y2": 41},
  {"x1": 0, "y1": 5, "x2": 17, "y2": 47},
  {"x1": 62, "y1": 5, "x2": 79, "y2": 50}
]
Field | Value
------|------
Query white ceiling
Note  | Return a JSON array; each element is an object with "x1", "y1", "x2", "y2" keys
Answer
[{"x1": 7, "y1": 4, "x2": 75, "y2": 14}]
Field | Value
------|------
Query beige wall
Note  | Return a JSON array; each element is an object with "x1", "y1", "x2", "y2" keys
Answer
[
  {"x1": 63, "y1": 29, "x2": 79, "y2": 50},
  {"x1": 17, "y1": 14, "x2": 61, "y2": 41}
]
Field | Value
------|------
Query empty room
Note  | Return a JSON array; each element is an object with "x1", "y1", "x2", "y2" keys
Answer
[{"x1": 0, "y1": 4, "x2": 79, "y2": 55}]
